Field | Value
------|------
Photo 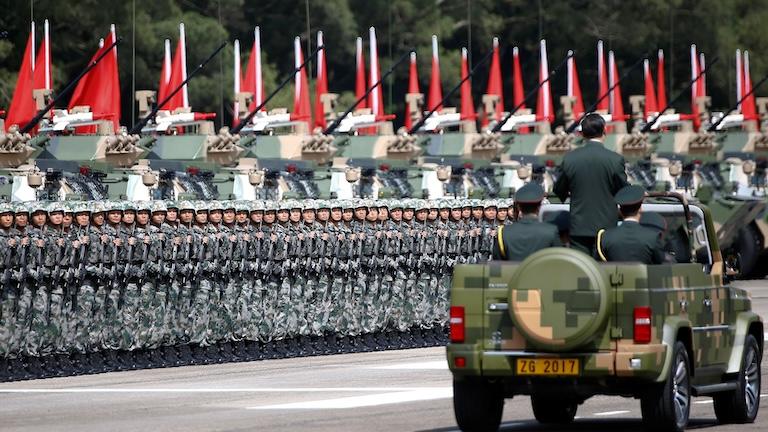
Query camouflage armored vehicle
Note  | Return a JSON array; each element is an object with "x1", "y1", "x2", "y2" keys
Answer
[{"x1": 447, "y1": 194, "x2": 763, "y2": 431}]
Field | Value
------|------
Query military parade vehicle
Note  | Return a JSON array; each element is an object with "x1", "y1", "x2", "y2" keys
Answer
[{"x1": 447, "y1": 193, "x2": 763, "y2": 431}]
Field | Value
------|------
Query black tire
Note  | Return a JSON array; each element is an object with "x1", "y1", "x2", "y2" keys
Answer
[
  {"x1": 736, "y1": 225, "x2": 761, "y2": 278},
  {"x1": 453, "y1": 378, "x2": 504, "y2": 431},
  {"x1": 531, "y1": 394, "x2": 578, "y2": 424},
  {"x1": 713, "y1": 334, "x2": 762, "y2": 424},
  {"x1": 641, "y1": 341, "x2": 691, "y2": 432}
]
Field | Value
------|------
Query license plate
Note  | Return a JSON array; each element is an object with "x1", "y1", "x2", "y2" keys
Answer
[{"x1": 516, "y1": 358, "x2": 580, "y2": 376}]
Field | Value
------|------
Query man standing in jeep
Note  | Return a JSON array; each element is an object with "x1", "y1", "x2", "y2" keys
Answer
[{"x1": 554, "y1": 113, "x2": 628, "y2": 255}]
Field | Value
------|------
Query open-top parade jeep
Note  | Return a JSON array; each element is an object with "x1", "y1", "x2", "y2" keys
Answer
[{"x1": 447, "y1": 193, "x2": 764, "y2": 432}]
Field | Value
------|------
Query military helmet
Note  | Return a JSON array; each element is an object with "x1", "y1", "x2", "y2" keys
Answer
[
  {"x1": 484, "y1": 200, "x2": 498, "y2": 209},
  {"x1": 123, "y1": 201, "x2": 137, "y2": 212},
  {"x1": 135, "y1": 200, "x2": 152, "y2": 212},
  {"x1": 415, "y1": 199, "x2": 429, "y2": 211},
  {"x1": 451, "y1": 199, "x2": 463, "y2": 209},
  {"x1": 13, "y1": 202, "x2": 30, "y2": 214},
  {"x1": 404, "y1": 199, "x2": 416, "y2": 210},
  {"x1": 303, "y1": 200, "x2": 318, "y2": 211},
  {"x1": 30, "y1": 201, "x2": 48, "y2": 214},
  {"x1": 194, "y1": 200, "x2": 209, "y2": 212},
  {"x1": 178, "y1": 200, "x2": 195, "y2": 211},
  {"x1": 165, "y1": 200, "x2": 179, "y2": 210},
  {"x1": 329, "y1": 200, "x2": 343, "y2": 210},
  {"x1": 151, "y1": 200, "x2": 168, "y2": 213},
  {"x1": 316, "y1": 199, "x2": 330, "y2": 209},
  {"x1": 264, "y1": 200, "x2": 278, "y2": 212},
  {"x1": 73, "y1": 202, "x2": 91, "y2": 214},
  {"x1": 208, "y1": 201, "x2": 224, "y2": 212},
  {"x1": 0, "y1": 202, "x2": 13, "y2": 215},
  {"x1": 221, "y1": 200, "x2": 236, "y2": 211},
  {"x1": 47, "y1": 202, "x2": 66, "y2": 213},
  {"x1": 354, "y1": 199, "x2": 367, "y2": 209},
  {"x1": 91, "y1": 201, "x2": 106, "y2": 214},
  {"x1": 389, "y1": 199, "x2": 403, "y2": 210},
  {"x1": 234, "y1": 200, "x2": 250, "y2": 212}
]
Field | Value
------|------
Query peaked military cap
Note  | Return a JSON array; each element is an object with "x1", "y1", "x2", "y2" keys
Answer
[
  {"x1": 614, "y1": 185, "x2": 645, "y2": 206},
  {"x1": 640, "y1": 211, "x2": 667, "y2": 232},
  {"x1": 514, "y1": 182, "x2": 545, "y2": 204}
]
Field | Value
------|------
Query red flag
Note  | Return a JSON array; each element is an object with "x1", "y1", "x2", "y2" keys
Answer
[
  {"x1": 690, "y1": 44, "x2": 702, "y2": 130},
  {"x1": 536, "y1": 40, "x2": 554, "y2": 123},
  {"x1": 643, "y1": 59, "x2": 658, "y2": 117},
  {"x1": 742, "y1": 50, "x2": 757, "y2": 121},
  {"x1": 483, "y1": 37, "x2": 504, "y2": 127},
  {"x1": 404, "y1": 52, "x2": 420, "y2": 130},
  {"x1": 163, "y1": 23, "x2": 189, "y2": 111},
  {"x1": 355, "y1": 36, "x2": 367, "y2": 109},
  {"x1": 597, "y1": 40, "x2": 609, "y2": 112},
  {"x1": 608, "y1": 50, "x2": 625, "y2": 120},
  {"x1": 567, "y1": 50, "x2": 585, "y2": 121},
  {"x1": 291, "y1": 36, "x2": 312, "y2": 126},
  {"x1": 368, "y1": 27, "x2": 385, "y2": 120},
  {"x1": 158, "y1": 39, "x2": 172, "y2": 103},
  {"x1": 314, "y1": 31, "x2": 328, "y2": 130},
  {"x1": 512, "y1": 46, "x2": 525, "y2": 110},
  {"x1": 243, "y1": 27, "x2": 264, "y2": 113},
  {"x1": 68, "y1": 25, "x2": 121, "y2": 131},
  {"x1": 459, "y1": 47, "x2": 476, "y2": 121},
  {"x1": 6, "y1": 23, "x2": 37, "y2": 130},
  {"x1": 657, "y1": 49, "x2": 667, "y2": 110},
  {"x1": 427, "y1": 35, "x2": 443, "y2": 112}
]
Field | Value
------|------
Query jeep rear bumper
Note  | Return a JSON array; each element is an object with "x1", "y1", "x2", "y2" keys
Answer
[{"x1": 447, "y1": 343, "x2": 668, "y2": 382}]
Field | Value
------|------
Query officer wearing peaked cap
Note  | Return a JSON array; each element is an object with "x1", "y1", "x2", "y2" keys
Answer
[
  {"x1": 597, "y1": 185, "x2": 665, "y2": 264},
  {"x1": 493, "y1": 183, "x2": 560, "y2": 261}
]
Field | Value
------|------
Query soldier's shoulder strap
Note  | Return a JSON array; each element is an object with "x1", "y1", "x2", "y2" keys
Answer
[
  {"x1": 596, "y1": 229, "x2": 607, "y2": 262},
  {"x1": 496, "y1": 225, "x2": 506, "y2": 260}
]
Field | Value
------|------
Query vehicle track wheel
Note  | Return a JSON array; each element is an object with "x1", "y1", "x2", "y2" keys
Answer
[
  {"x1": 531, "y1": 395, "x2": 577, "y2": 424},
  {"x1": 713, "y1": 334, "x2": 761, "y2": 424},
  {"x1": 641, "y1": 341, "x2": 690, "y2": 432},
  {"x1": 453, "y1": 378, "x2": 504, "y2": 431}
]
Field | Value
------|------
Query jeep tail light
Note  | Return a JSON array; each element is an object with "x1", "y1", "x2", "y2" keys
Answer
[
  {"x1": 633, "y1": 307, "x2": 652, "y2": 344},
  {"x1": 450, "y1": 306, "x2": 465, "y2": 343}
]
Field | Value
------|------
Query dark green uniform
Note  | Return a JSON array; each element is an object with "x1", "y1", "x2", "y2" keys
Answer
[
  {"x1": 493, "y1": 182, "x2": 560, "y2": 261},
  {"x1": 553, "y1": 140, "x2": 628, "y2": 252},
  {"x1": 492, "y1": 215, "x2": 561, "y2": 260},
  {"x1": 597, "y1": 220, "x2": 665, "y2": 264}
]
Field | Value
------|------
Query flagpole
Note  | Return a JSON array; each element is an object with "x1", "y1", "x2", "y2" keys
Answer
[{"x1": 20, "y1": 37, "x2": 122, "y2": 134}]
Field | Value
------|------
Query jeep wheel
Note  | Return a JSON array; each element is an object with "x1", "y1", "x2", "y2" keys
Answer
[
  {"x1": 453, "y1": 378, "x2": 504, "y2": 431},
  {"x1": 531, "y1": 395, "x2": 577, "y2": 424},
  {"x1": 641, "y1": 341, "x2": 690, "y2": 432},
  {"x1": 713, "y1": 334, "x2": 761, "y2": 424}
]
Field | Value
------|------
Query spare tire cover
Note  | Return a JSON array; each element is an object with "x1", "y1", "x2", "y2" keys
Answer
[{"x1": 508, "y1": 248, "x2": 609, "y2": 351}]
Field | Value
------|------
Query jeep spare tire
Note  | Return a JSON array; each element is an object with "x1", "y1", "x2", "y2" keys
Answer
[{"x1": 508, "y1": 248, "x2": 609, "y2": 351}]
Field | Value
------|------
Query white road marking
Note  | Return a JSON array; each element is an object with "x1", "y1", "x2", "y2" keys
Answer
[
  {"x1": 593, "y1": 410, "x2": 630, "y2": 417},
  {"x1": 368, "y1": 361, "x2": 448, "y2": 370},
  {"x1": 249, "y1": 387, "x2": 452, "y2": 410},
  {"x1": 0, "y1": 387, "x2": 450, "y2": 394},
  {"x1": 694, "y1": 400, "x2": 713, "y2": 404}
]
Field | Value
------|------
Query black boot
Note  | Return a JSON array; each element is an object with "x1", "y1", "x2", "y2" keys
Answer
[
  {"x1": 7, "y1": 358, "x2": 32, "y2": 381},
  {"x1": 176, "y1": 345, "x2": 195, "y2": 365}
]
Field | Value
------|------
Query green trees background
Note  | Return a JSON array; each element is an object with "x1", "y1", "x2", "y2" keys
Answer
[{"x1": 1, "y1": 0, "x2": 766, "y2": 129}]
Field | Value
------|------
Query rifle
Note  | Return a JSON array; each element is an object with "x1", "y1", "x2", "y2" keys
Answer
[
  {"x1": 640, "y1": 57, "x2": 720, "y2": 133},
  {"x1": 410, "y1": 48, "x2": 494, "y2": 134},
  {"x1": 130, "y1": 42, "x2": 227, "y2": 134},
  {"x1": 324, "y1": 49, "x2": 414, "y2": 135},
  {"x1": 20, "y1": 38, "x2": 121, "y2": 134},
  {"x1": 565, "y1": 54, "x2": 647, "y2": 134},
  {"x1": 232, "y1": 44, "x2": 324, "y2": 134}
]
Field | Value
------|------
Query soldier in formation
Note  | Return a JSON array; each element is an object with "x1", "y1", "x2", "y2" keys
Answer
[{"x1": 0, "y1": 198, "x2": 507, "y2": 376}]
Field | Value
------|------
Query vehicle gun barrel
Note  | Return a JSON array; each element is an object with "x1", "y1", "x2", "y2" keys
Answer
[
  {"x1": 130, "y1": 41, "x2": 227, "y2": 134},
  {"x1": 409, "y1": 48, "x2": 494, "y2": 134},
  {"x1": 707, "y1": 68, "x2": 768, "y2": 132},
  {"x1": 491, "y1": 51, "x2": 574, "y2": 134},
  {"x1": 324, "y1": 48, "x2": 413, "y2": 135},
  {"x1": 566, "y1": 53, "x2": 647, "y2": 134},
  {"x1": 20, "y1": 37, "x2": 121, "y2": 134},
  {"x1": 641, "y1": 57, "x2": 719, "y2": 133},
  {"x1": 232, "y1": 44, "x2": 324, "y2": 134}
]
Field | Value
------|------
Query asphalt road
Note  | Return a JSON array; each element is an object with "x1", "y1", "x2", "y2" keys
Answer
[{"x1": 0, "y1": 280, "x2": 766, "y2": 432}]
